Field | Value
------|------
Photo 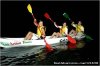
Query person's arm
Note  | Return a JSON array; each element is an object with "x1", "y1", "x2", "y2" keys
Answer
[
  {"x1": 65, "y1": 27, "x2": 68, "y2": 35},
  {"x1": 81, "y1": 26, "x2": 84, "y2": 33},
  {"x1": 41, "y1": 26, "x2": 46, "y2": 38},
  {"x1": 33, "y1": 19, "x2": 38, "y2": 26},
  {"x1": 71, "y1": 22, "x2": 76, "y2": 28},
  {"x1": 44, "y1": 26, "x2": 46, "y2": 32},
  {"x1": 54, "y1": 22, "x2": 62, "y2": 28}
]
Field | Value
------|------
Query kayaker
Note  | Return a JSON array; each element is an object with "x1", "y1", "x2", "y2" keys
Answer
[
  {"x1": 34, "y1": 19, "x2": 46, "y2": 39},
  {"x1": 51, "y1": 22, "x2": 68, "y2": 38},
  {"x1": 69, "y1": 21, "x2": 84, "y2": 37},
  {"x1": 24, "y1": 19, "x2": 46, "y2": 40}
]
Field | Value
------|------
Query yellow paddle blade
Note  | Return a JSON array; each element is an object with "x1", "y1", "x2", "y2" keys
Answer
[{"x1": 27, "y1": 4, "x2": 32, "y2": 14}]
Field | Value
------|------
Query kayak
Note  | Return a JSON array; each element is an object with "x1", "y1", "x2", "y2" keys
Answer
[
  {"x1": 0, "y1": 36, "x2": 68, "y2": 48},
  {"x1": 0, "y1": 33, "x2": 85, "y2": 48},
  {"x1": 69, "y1": 32, "x2": 85, "y2": 41}
]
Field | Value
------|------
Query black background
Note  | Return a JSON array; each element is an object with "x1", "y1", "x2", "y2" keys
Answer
[{"x1": 1, "y1": 1, "x2": 99, "y2": 62}]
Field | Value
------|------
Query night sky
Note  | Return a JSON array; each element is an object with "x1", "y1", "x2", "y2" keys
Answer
[
  {"x1": 1, "y1": 1, "x2": 99, "y2": 37},
  {"x1": 1, "y1": 1, "x2": 99, "y2": 63}
]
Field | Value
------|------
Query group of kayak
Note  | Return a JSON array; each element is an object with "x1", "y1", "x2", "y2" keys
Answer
[{"x1": 24, "y1": 18, "x2": 85, "y2": 40}]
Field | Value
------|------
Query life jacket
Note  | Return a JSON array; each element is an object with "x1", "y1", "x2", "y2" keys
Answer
[
  {"x1": 60, "y1": 26, "x2": 67, "y2": 35},
  {"x1": 76, "y1": 25, "x2": 84, "y2": 33},
  {"x1": 37, "y1": 26, "x2": 44, "y2": 37}
]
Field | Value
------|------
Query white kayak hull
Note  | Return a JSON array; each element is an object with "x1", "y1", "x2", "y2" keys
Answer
[
  {"x1": 0, "y1": 36, "x2": 68, "y2": 48},
  {"x1": 0, "y1": 33, "x2": 85, "y2": 48}
]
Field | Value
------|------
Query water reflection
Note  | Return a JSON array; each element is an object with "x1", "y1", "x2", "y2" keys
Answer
[
  {"x1": 0, "y1": 40, "x2": 87, "y2": 65},
  {"x1": 76, "y1": 40, "x2": 85, "y2": 49}
]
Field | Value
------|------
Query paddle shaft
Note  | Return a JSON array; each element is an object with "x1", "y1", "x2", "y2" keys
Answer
[
  {"x1": 32, "y1": 13, "x2": 35, "y2": 19},
  {"x1": 49, "y1": 18, "x2": 54, "y2": 23}
]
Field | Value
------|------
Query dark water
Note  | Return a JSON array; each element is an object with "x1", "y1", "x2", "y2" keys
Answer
[{"x1": 0, "y1": 39, "x2": 99, "y2": 65}]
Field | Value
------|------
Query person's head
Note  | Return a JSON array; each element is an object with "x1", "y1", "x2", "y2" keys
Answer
[
  {"x1": 78, "y1": 21, "x2": 82, "y2": 25},
  {"x1": 63, "y1": 22, "x2": 67, "y2": 27},
  {"x1": 39, "y1": 20, "x2": 43, "y2": 26}
]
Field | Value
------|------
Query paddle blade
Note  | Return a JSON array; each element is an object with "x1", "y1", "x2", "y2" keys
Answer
[
  {"x1": 63, "y1": 12, "x2": 70, "y2": 20},
  {"x1": 44, "y1": 39, "x2": 53, "y2": 52},
  {"x1": 46, "y1": 43, "x2": 53, "y2": 52},
  {"x1": 68, "y1": 43, "x2": 76, "y2": 49},
  {"x1": 44, "y1": 12, "x2": 51, "y2": 19},
  {"x1": 44, "y1": 12, "x2": 54, "y2": 22},
  {"x1": 27, "y1": 4, "x2": 32, "y2": 14},
  {"x1": 67, "y1": 35, "x2": 76, "y2": 44},
  {"x1": 85, "y1": 34, "x2": 93, "y2": 40}
]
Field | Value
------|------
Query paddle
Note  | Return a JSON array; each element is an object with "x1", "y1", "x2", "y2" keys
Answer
[
  {"x1": 63, "y1": 12, "x2": 93, "y2": 41},
  {"x1": 44, "y1": 38, "x2": 53, "y2": 53},
  {"x1": 84, "y1": 34, "x2": 93, "y2": 40},
  {"x1": 44, "y1": 12, "x2": 54, "y2": 23},
  {"x1": 27, "y1": 4, "x2": 53, "y2": 52},
  {"x1": 44, "y1": 12, "x2": 76, "y2": 44},
  {"x1": 63, "y1": 12, "x2": 71, "y2": 21},
  {"x1": 27, "y1": 4, "x2": 35, "y2": 19}
]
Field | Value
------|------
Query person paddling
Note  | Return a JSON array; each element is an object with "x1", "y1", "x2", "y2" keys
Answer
[
  {"x1": 51, "y1": 22, "x2": 68, "y2": 38},
  {"x1": 69, "y1": 21, "x2": 84, "y2": 38},
  {"x1": 34, "y1": 19, "x2": 46, "y2": 39},
  {"x1": 25, "y1": 18, "x2": 46, "y2": 40}
]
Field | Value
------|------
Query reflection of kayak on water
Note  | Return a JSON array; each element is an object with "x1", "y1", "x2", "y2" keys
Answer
[{"x1": 0, "y1": 33, "x2": 85, "y2": 48}]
